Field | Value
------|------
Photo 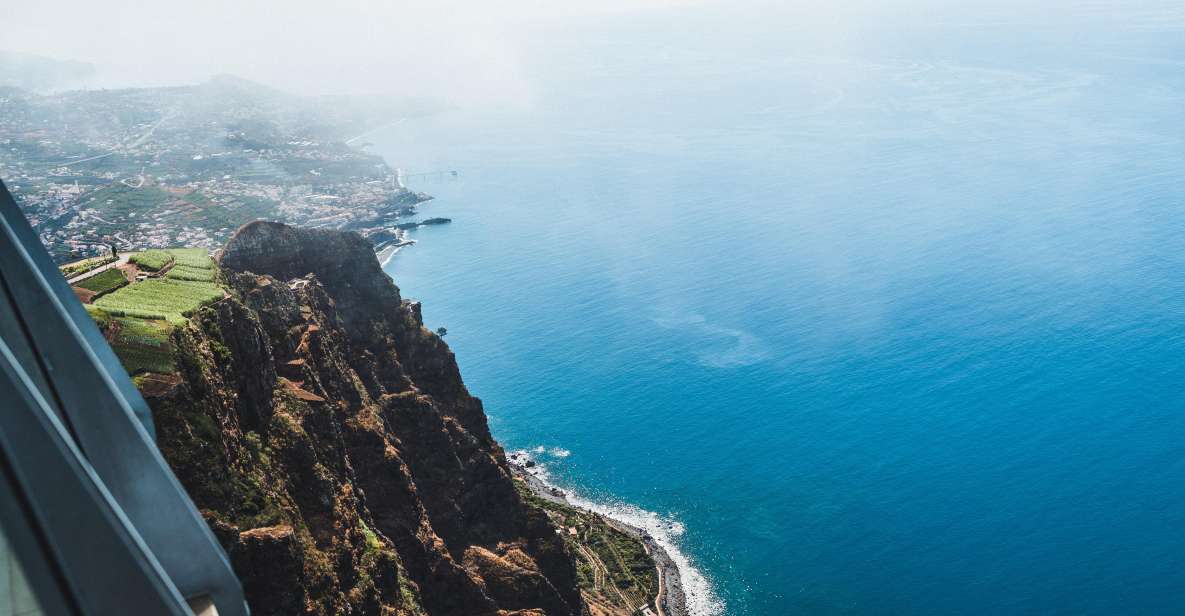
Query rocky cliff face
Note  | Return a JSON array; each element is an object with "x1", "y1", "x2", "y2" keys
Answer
[{"x1": 146, "y1": 221, "x2": 583, "y2": 616}]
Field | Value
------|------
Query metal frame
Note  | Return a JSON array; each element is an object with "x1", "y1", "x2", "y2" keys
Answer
[{"x1": 0, "y1": 179, "x2": 248, "y2": 615}]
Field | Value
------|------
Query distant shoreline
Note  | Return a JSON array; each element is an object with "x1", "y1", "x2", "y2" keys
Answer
[
  {"x1": 508, "y1": 456, "x2": 689, "y2": 616},
  {"x1": 373, "y1": 228, "x2": 415, "y2": 266}
]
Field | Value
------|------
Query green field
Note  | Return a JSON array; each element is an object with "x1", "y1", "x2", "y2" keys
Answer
[
  {"x1": 86, "y1": 246, "x2": 224, "y2": 374},
  {"x1": 166, "y1": 248, "x2": 214, "y2": 268},
  {"x1": 129, "y1": 249, "x2": 174, "y2": 271},
  {"x1": 111, "y1": 315, "x2": 175, "y2": 374},
  {"x1": 164, "y1": 248, "x2": 217, "y2": 281},
  {"x1": 94, "y1": 278, "x2": 223, "y2": 324},
  {"x1": 84, "y1": 308, "x2": 175, "y2": 375},
  {"x1": 75, "y1": 268, "x2": 128, "y2": 295},
  {"x1": 165, "y1": 265, "x2": 217, "y2": 282}
]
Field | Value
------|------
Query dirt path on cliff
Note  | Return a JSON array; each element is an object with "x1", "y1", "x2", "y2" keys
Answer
[
  {"x1": 510, "y1": 462, "x2": 688, "y2": 616},
  {"x1": 575, "y1": 542, "x2": 638, "y2": 612}
]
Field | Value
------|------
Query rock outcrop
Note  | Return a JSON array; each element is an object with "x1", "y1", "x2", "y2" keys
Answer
[{"x1": 148, "y1": 221, "x2": 582, "y2": 616}]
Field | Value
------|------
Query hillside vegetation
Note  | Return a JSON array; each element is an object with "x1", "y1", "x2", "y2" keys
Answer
[
  {"x1": 94, "y1": 278, "x2": 223, "y2": 323},
  {"x1": 75, "y1": 268, "x2": 128, "y2": 295},
  {"x1": 129, "y1": 249, "x2": 174, "y2": 271},
  {"x1": 79, "y1": 227, "x2": 664, "y2": 616},
  {"x1": 85, "y1": 246, "x2": 224, "y2": 374},
  {"x1": 516, "y1": 482, "x2": 659, "y2": 615},
  {"x1": 59, "y1": 254, "x2": 115, "y2": 277},
  {"x1": 89, "y1": 311, "x2": 176, "y2": 375},
  {"x1": 165, "y1": 248, "x2": 218, "y2": 281}
]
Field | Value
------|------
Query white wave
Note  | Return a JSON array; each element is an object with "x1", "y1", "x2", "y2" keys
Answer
[
  {"x1": 508, "y1": 449, "x2": 725, "y2": 616},
  {"x1": 516, "y1": 445, "x2": 572, "y2": 458},
  {"x1": 378, "y1": 244, "x2": 405, "y2": 267}
]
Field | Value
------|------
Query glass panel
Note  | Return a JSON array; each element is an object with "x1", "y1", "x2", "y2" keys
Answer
[{"x1": 0, "y1": 521, "x2": 45, "y2": 616}]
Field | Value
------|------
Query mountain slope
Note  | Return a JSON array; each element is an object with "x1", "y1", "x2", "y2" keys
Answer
[{"x1": 143, "y1": 221, "x2": 583, "y2": 615}]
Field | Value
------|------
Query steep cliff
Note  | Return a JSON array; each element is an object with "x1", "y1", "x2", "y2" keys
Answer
[{"x1": 142, "y1": 222, "x2": 585, "y2": 616}]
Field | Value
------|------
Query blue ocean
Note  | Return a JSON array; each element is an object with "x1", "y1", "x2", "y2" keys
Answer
[{"x1": 377, "y1": 4, "x2": 1185, "y2": 613}]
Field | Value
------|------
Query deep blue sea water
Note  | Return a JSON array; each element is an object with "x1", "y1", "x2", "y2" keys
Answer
[{"x1": 376, "y1": 4, "x2": 1185, "y2": 614}]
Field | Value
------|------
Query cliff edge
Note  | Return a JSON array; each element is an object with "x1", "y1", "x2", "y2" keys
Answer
[{"x1": 148, "y1": 221, "x2": 583, "y2": 615}]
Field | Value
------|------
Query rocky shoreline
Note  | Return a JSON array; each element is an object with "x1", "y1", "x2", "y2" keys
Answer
[
  {"x1": 371, "y1": 217, "x2": 453, "y2": 265},
  {"x1": 357, "y1": 172, "x2": 692, "y2": 615},
  {"x1": 507, "y1": 457, "x2": 689, "y2": 616},
  {"x1": 373, "y1": 228, "x2": 415, "y2": 266}
]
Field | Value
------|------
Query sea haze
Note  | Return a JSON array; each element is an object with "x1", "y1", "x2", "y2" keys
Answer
[{"x1": 379, "y1": 4, "x2": 1185, "y2": 614}]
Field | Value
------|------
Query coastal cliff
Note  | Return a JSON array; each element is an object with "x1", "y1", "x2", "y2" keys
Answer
[{"x1": 123, "y1": 221, "x2": 665, "y2": 615}]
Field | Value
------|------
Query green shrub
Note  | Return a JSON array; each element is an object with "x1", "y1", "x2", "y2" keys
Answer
[{"x1": 359, "y1": 520, "x2": 383, "y2": 554}]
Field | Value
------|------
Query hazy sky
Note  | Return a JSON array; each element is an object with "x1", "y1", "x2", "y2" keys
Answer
[
  {"x1": 4, "y1": 0, "x2": 711, "y2": 104},
  {"x1": 6, "y1": 0, "x2": 1176, "y2": 106}
]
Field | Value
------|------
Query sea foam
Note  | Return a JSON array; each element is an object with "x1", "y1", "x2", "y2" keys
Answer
[{"x1": 510, "y1": 448, "x2": 725, "y2": 616}]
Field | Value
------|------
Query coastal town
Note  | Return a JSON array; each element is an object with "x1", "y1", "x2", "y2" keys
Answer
[
  {"x1": 0, "y1": 67, "x2": 686, "y2": 616},
  {"x1": 0, "y1": 75, "x2": 435, "y2": 262}
]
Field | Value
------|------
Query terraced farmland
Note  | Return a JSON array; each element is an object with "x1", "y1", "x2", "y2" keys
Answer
[
  {"x1": 164, "y1": 248, "x2": 218, "y2": 282},
  {"x1": 85, "y1": 308, "x2": 177, "y2": 375},
  {"x1": 166, "y1": 248, "x2": 215, "y2": 268},
  {"x1": 110, "y1": 317, "x2": 175, "y2": 374},
  {"x1": 86, "y1": 246, "x2": 224, "y2": 374},
  {"x1": 75, "y1": 268, "x2": 128, "y2": 295},
  {"x1": 165, "y1": 265, "x2": 217, "y2": 282},
  {"x1": 129, "y1": 249, "x2": 173, "y2": 271},
  {"x1": 94, "y1": 278, "x2": 224, "y2": 324}
]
